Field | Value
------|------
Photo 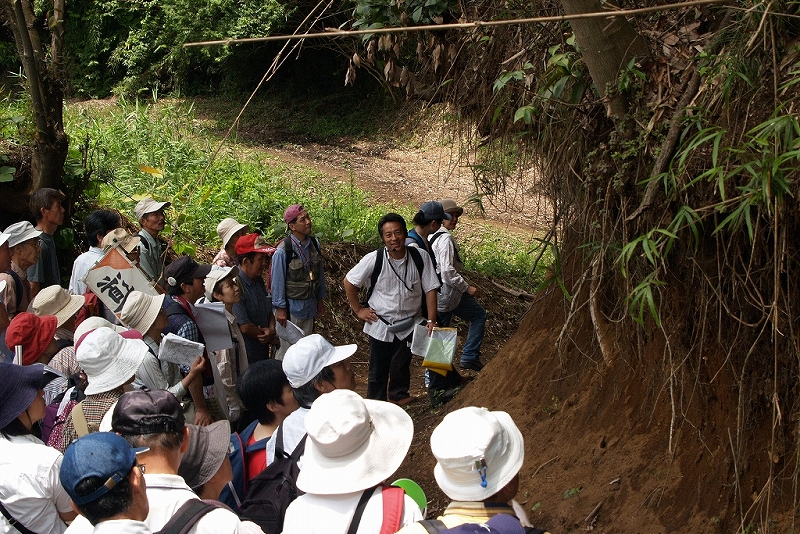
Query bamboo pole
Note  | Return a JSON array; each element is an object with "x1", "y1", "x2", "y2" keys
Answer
[{"x1": 184, "y1": 0, "x2": 729, "y2": 48}]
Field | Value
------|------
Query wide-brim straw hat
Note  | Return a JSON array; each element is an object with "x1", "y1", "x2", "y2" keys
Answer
[
  {"x1": 77, "y1": 327, "x2": 148, "y2": 395},
  {"x1": 431, "y1": 407, "x2": 524, "y2": 501},
  {"x1": 29, "y1": 285, "x2": 84, "y2": 328},
  {"x1": 296, "y1": 389, "x2": 414, "y2": 495},
  {"x1": 120, "y1": 291, "x2": 166, "y2": 335}
]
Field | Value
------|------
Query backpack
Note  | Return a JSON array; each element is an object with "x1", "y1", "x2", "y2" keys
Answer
[
  {"x1": 365, "y1": 245, "x2": 432, "y2": 320},
  {"x1": 238, "y1": 425, "x2": 307, "y2": 534},
  {"x1": 219, "y1": 419, "x2": 268, "y2": 511},
  {"x1": 155, "y1": 499, "x2": 228, "y2": 534}
]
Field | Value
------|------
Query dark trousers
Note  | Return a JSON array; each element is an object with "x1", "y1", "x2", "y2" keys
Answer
[{"x1": 367, "y1": 334, "x2": 412, "y2": 402}]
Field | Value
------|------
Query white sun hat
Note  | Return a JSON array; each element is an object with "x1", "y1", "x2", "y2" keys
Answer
[
  {"x1": 29, "y1": 285, "x2": 85, "y2": 328},
  {"x1": 216, "y1": 218, "x2": 248, "y2": 248},
  {"x1": 203, "y1": 266, "x2": 238, "y2": 302},
  {"x1": 119, "y1": 291, "x2": 166, "y2": 335},
  {"x1": 283, "y1": 334, "x2": 357, "y2": 389},
  {"x1": 77, "y1": 327, "x2": 148, "y2": 395},
  {"x1": 74, "y1": 317, "x2": 127, "y2": 346},
  {"x1": 431, "y1": 407, "x2": 524, "y2": 501},
  {"x1": 296, "y1": 389, "x2": 414, "y2": 495},
  {"x1": 3, "y1": 221, "x2": 42, "y2": 248},
  {"x1": 0, "y1": 232, "x2": 10, "y2": 248}
]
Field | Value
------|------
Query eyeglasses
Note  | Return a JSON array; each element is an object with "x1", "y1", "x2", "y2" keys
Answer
[{"x1": 135, "y1": 463, "x2": 146, "y2": 475}]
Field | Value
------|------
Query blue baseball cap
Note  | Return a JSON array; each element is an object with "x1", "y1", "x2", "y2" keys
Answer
[
  {"x1": 420, "y1": 201, "x2": 452, "y2": 221},
  {"x1": 60, "y1": 432, "x2": 147, "y2": 505}
]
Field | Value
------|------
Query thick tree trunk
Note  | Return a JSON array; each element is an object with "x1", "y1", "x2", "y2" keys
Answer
[
  {"x1": 561, "y1": 0, "x2": 650, "y2": 117},
  {"x1": 4, "y1": 0, "x2": 67, "y2": 193}
]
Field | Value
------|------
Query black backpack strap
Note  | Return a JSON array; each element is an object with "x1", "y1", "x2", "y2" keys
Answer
[
  {"x1": 345, "y1": 487, "x2": 376, "y2": 534},
  {"x1": 156, "y1": 499, "x2": 219, "y2": 534},
  {"x1": 419, "y1": 519, "x2": 447, "y2": 534},
  {"x1": 428, "y1": 232, "x2": 445, "y2": 247},
  {"x1": 0, "y1": 500, "x2": 38, "y2": 534},
  {"x1": 283, "y1": 237, "x2": 293, "y2": 272},
  {"x1": 365, "y1": 248, "x2": 385, "y2": 303},
  {"x1": 406, "y1": 246, "x2": 425, "y2": 277},
  {"x1": 291, "y1": 433, "x2": 308, "y2": 461},
  {"x1": 5, "y1": 269, "x2": 23, "y2": 310}
]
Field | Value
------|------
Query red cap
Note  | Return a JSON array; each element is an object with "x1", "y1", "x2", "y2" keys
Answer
[
  {"x1": 6, "y1": 312, "x2": 58, "y2": 365},
  {"x1": 235, "y1": 233, "x2": 276, "y2": 256}
]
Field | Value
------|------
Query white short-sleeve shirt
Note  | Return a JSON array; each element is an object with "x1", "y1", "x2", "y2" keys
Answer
[
  {"x1": 282, "y1": 486, "x2": 423, "y2": 534},
  {"x1": 0, "y1": 434, "x2": 73, "y2": 534},
  {"x1": 345, "y1": 249, "x2": 440, "y2": 341}
]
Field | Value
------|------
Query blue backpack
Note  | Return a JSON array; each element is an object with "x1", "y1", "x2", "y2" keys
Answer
[{"x1": 220, "y1": 419, "x2": 269, "y2": 511}]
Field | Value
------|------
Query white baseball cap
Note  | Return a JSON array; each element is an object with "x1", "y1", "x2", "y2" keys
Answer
[
  {"x1": 134, "y1": 197, "x2": 171, "y2": 220},
  {"x1": 283, "y1": 334, "x2": 357, "y2": 388}
]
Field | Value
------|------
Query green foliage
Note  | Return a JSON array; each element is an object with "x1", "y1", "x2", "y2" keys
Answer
[
  {"x1": 562, "y1": 487, "x2": 581, "y2": 500},
  {"x1": 62, "y1": 0, "x2": 292, "y2": 96},
  {"x1": 351, "y1": 0, "x2": 457, "y2": 31},
  {"x1": 64, "y1": 98, "x2": 542, "y2": 290},
  {"x1": 66, "y1": 99, "x2": 393, "y2": 248}
]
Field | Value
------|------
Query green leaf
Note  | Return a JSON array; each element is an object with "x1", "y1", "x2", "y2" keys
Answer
[{"x1": 0, "y1": 166, "x2": 15, "y2": 183}]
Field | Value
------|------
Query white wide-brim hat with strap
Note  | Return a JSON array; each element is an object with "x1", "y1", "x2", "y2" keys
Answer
[
  {"x1": 120, "y1": 291, "x2": 165, "y2": 335},
  {"x1": 29, "y1": 285, "x2": 85, "y2": 328},
  {"x1": 77, "y1": 327, "x2": 148, "y2": 395},
  {"x1": 297, "y1": 389, "x2": 414, "y2": 495},
  {"x1": 431, "y1": 407, "x2": 524, "y2": 501}
]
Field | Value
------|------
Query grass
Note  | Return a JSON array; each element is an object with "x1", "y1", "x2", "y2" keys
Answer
[{"x1": 55, "y1": 96, "x2": 548, "y2": 290}]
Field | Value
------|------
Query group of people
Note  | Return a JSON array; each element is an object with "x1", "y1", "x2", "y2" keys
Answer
[{"x1": 0, "y1": 191, "x2": 546, "y2": 534}]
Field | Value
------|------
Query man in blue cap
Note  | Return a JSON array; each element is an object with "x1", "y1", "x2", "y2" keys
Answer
[{"x1": 59, "y1": 432, "x2": 150, "y2": 533}]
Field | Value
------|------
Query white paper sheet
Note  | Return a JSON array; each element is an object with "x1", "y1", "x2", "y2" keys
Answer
[
  {"x1": 159, "y1": 333, "x2": 205, "y2": 367},
  {"x1": 276, "y1": 319, "x2": 305, "y2": 345},
  {"x1": 192, "y1": 302, "x2": 233, "y2": 353}
]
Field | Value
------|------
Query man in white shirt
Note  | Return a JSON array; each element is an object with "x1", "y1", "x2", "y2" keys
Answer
[
  {"x1": 59, "y1": 432, "x2": 151, "y2": 534},
  {"x1": 282, "y1": 389, "x2": 422, "y2": 534},
  {"x1": 69, "y1": 210, "x2": 121, "y2": 295},
  {"x1": 344, "y1": 213, "x2": 440, "y2": 403},
  {"x1": 429, "y1": 199, "x2": 487, "y2": 372}
]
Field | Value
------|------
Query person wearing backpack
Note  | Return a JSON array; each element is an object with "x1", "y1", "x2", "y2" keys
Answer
[
  {"x1": 344, "y1": 213, "x2": 440, "y2": 404},
  {"x1": 396, "y1": 407, "x2": 550, "y2": 534},
  {"x1": 0, "y1": 221, "x2": 42, "y2": 320},
  {"x1": 429, "y1": 200, "x2": 487, "y2": 373},
  {"x1": 271, "y1": 204, "x2": 327, "y2": 360},
  {"x1": 220, "y1": 359, "x2": 299, "y2": 510},
  {"x1": 282, "y1": 389, "x2": 422, "y2": 533},
  {"x1": 64, "y1": 390, "x2": 264, "y2": 534},
  {"x1": 59, "y1": 432, "x2": 151, "y2": 534}
]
